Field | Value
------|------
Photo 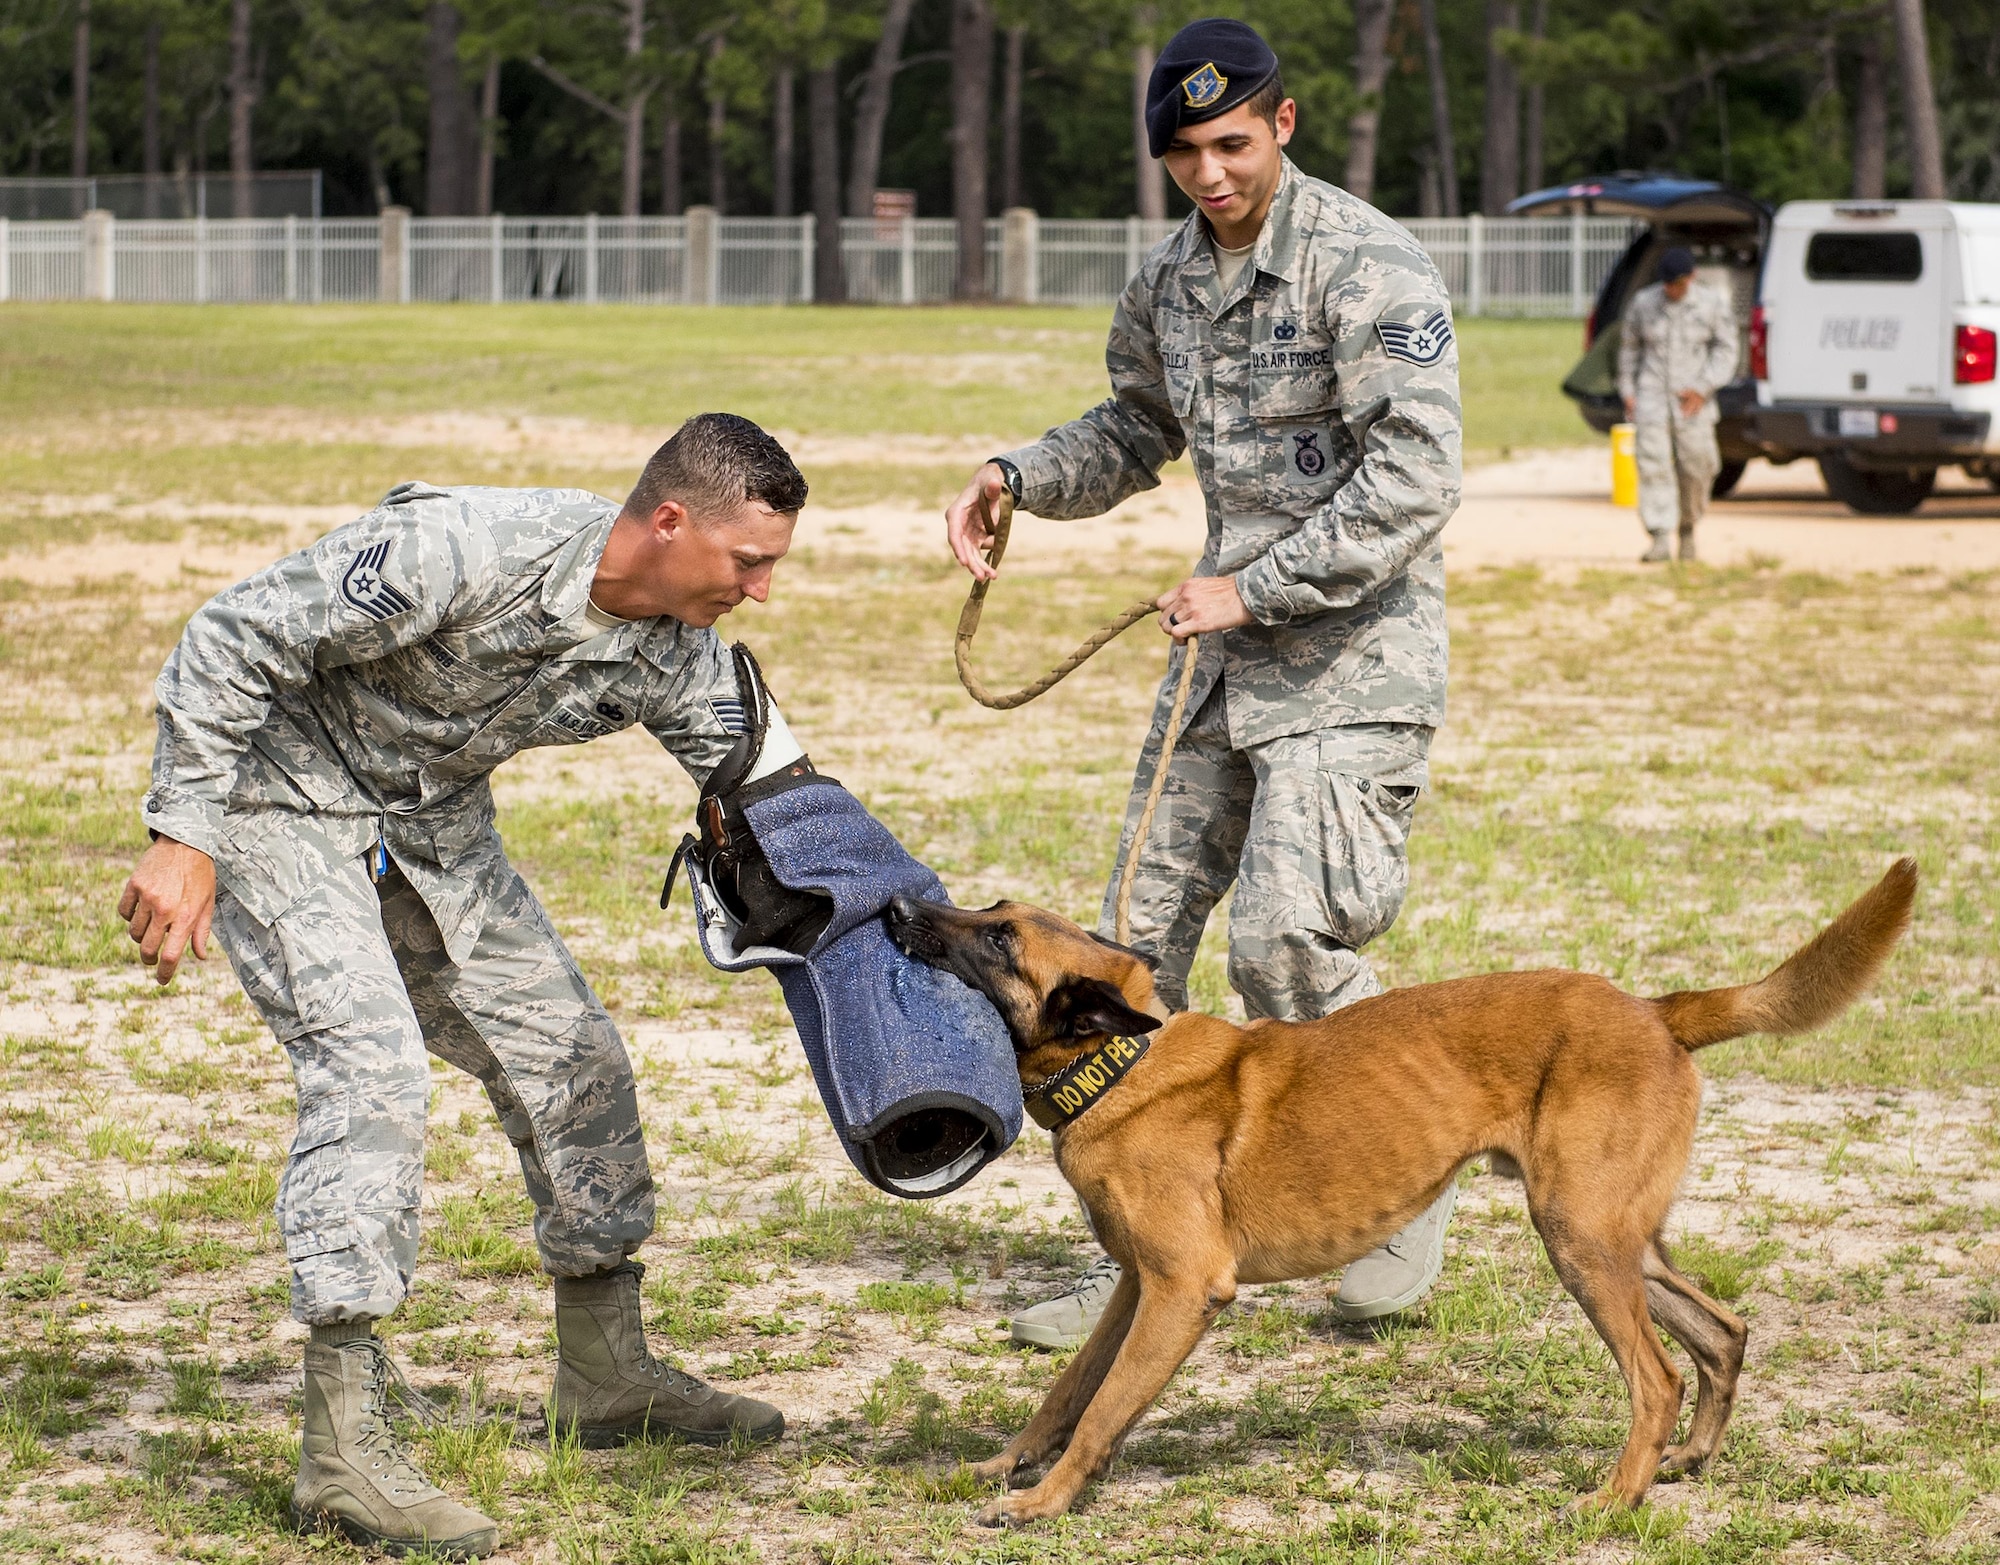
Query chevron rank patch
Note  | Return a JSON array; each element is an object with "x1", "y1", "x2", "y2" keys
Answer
[
  {"x1": 341, "y1": 541, "x2": 417, "y2": 622},
  {"x1": 710, "y1": 696, "x2": 747, "y2": 733},
  {"x1": 1376, "y1": 309, "x2": 1454, "y2": 367}
]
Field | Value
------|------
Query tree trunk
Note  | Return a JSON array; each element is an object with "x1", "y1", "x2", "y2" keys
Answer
[
  {"x1": 706, "y1": 34, "x2": 727, "y2": 213},
  {"x1": 809, "y1": 63, "x2": 844, "y2": 302},
  {"x1": 773, "y1": 66, "x2": 795, "y2": 217},
  {"x1": 425, "y1": 3, "x2": 479, "y2": 215},
  {"x1": 1132, "y1": 8, "x2": 1164, "y2": 221},
  {"x1": 72, "y1": 0, "x2": 89, "y2": 180},
  {"x1": 477, "y1": 54, "x2": 499, "y2": 215},
  {"x1": 951, "y1": 0, "x2": 994, "y2": 299},
  {"x1": 847, "y1": 0, "x2": 915, "y2": 216},
  {"x1": 662, "y1": 113, "x2": 682, "y2": 215},
  {"x1": 1344, "y1": 0, "x2": 1395, "y2": 200},
  {"x1": 143, "y1": 17, "x2": 162, "y2": 214},
  {"x1": 229, "y1": 0, "x2": 254, "y2": 216},
  {"x1": 1001, "y1": 26, "x2": 1025, "y2": 211},
  {"x1": 1521, "y1": 0, "x2": 1547, "y2": 192},
  {"x1": 622, "y1": 0, "x2": 647, "y2": 217},
  {"x1": 1851, "y1": 30, "x2": 1887, "y2": 200},
  {"x1": 1479, "y1": 0, "x2": 1519, "y2": 215},
  {"x1": 1419, "y1": 0, "x2": 1459, "y2": 217},
  {"x1": 1888, "y1": 0, "x2": 1944, "y2": 198}
]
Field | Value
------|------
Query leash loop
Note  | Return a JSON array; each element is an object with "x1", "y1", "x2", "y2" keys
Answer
[{"x1": 952, "y1": 488, "x2": 1201, "y2": 945}]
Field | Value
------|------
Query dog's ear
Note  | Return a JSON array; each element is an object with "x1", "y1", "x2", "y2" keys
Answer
[{"x1": 1043, "y1": 976, "x2": 1165, "y2": 1041}]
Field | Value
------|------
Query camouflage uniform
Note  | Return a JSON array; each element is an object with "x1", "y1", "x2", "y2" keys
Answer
[
  {"x1": 1618, "y1": 280, "x2": 1740, "y2": 550},
  {"x1": 146, "y1": 484, "x2": 745, "y2": 1324},
  {"x1": 998, "y1": 160, "x2": 1459, "y2": 1015}
]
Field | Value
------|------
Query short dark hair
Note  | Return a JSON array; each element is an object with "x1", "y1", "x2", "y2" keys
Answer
[
  {"x1": 626, "y1": 412, "x2": 808, "y2": 524},
  {"x1": 1245, "y1": 72, "x2": 1286, "y2": 133}
]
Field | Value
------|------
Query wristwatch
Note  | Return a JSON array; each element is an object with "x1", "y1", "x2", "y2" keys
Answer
[{"x1": 989, "y1": 457, "x2": 1024, "y2": 504}]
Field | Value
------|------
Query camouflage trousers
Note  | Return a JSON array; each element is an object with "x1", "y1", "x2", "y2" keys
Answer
[
  {"x1": 214, "y1": 853, "x2": 653, "y2": 1325},
  {"x1": 1635, "y1": 405, "x2": 1721, "y2": 542},
  {"x1": 1100, "y1": 682, "x2": 1431, "y2": 1020}
]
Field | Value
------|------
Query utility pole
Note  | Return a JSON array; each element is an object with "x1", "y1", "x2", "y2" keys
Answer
[
  {"x1": 1419, "y1": 0, "x2": 1459, "y2": 217},
  {"x1": 1344, "y1": 0, "x2": 1394, "y2": 201},
  {"x1": 72, "y1": 0, "x2": 91, "y2": 180},
  {"x1": 1888, "y1": 0, "x2": 1945, "y2": 198},
  {"x1": 229, "y1": 0, "x2": 256, "y2": 217},
  {"x1": 1131, "y1": 6, "x2": 1164, "y2": 222},
  {"x1": 950, "y1": 0, "x2": 994, "y2": 299}
]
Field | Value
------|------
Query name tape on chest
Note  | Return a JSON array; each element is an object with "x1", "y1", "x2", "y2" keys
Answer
[
  {"x1": 1025, "y1": 1033, "x2": 1152, "y2": 1131},
  {"x1": 1376, "y1": 310, "x2": 1454, "y2": 368},
  {"x1": 342, "y1": 541, "x2": 417, "y2": 622}
]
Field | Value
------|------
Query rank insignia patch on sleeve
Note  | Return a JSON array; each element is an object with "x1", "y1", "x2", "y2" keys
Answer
[
  {"x1": 710, "y1": 696, "x2": 747, "y2": 733},
  {"x1": 341, "y1": 541, "x2": 417, "y2": 622},
  {"x1": 1376, "y1": 309, "x2": 1454, "y2": 367}
]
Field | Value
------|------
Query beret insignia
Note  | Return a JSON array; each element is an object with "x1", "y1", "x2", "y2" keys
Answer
[{"x1": 1181, "y1": 62, "x2": 1228, "y2": 109}]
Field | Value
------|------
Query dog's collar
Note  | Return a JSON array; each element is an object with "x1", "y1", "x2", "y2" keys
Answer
[{"x1": 1024, "y1": 1034, "x2": 1151, "y2": 1131}]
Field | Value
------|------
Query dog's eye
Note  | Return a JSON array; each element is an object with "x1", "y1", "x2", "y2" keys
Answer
[{"x1": 984, "y1": 926, "x2": 1011, "y2": 953}]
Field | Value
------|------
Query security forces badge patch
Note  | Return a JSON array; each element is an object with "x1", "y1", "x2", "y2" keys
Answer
[
  {"x1": 1181, "y1": 62, "x2": 1227, "y2": 108},
  {"x1": 341, "y1": 540, "x2": 417, "y2": 622},
  {"x1": 1292, "y1": 430, "x2": 1327, "y2": 477},
  {"x1": 1377, "y1": 309, "x2": 1455, "y2": 367}
]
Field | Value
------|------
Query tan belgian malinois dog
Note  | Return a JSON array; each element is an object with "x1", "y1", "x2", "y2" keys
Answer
[{"x1": 885, "y1": 859, "x2": 1916, "y2": 1526}]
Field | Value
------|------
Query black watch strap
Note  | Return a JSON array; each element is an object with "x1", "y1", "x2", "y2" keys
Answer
[{"x1": 990, "y1": 457, "x2": 1024, "y2": 504}]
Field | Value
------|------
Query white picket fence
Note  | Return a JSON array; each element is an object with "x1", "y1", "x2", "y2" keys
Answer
[{"x1": 0, "y1": 209, "x2": 1635, "y2": 316}]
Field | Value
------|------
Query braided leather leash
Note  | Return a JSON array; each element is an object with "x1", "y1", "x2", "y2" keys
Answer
[{"x1": 953, "y1": 490, "x2": 1201, "y2": 944}]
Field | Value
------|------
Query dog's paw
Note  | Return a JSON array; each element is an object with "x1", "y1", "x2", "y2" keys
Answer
[
  {"x1": 1561, "y1": 1488, "x2": 1624, "y2": 1519},
  {"x1": 1656, "y1": 1445, "x2": 1708, "y2": 1480},
  {"x1": 974, "y1": 1497, "x2": 1017, "y2": 1529},
  {"x1": 968, "y1": 1454, "x2": 1018, "y2": 1486}
]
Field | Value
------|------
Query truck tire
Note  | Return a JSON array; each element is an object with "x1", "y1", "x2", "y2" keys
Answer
[
  {"x1": 1817, "y1": 452, "x2": 1936, "y2": 515},
  {"x1": 1711, "y1": 460, "x2": 1747, "y2": 499}
]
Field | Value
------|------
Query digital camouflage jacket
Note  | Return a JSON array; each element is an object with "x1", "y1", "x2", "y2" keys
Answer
[
  {"x1": 145, "y1": 484, "x2": 742, "y2": 960},
  {"x1": 998, "y1": 160, "x2": 1461, "y2": 747}
]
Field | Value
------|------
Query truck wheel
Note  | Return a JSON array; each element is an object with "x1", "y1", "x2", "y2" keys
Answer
[
  {"x1": 1817, "y1": 452, "x2": 1936, "y2": 515},
  {"x1": 1711, "y1": 460, "x2": 1747, "y2": 499}
]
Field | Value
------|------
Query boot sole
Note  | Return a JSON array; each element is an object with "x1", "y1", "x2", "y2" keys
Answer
[
  {"x1": 553, "y1": 1410, "x2": 785, "y2": 1450},
  {"x1": 291, "y1": 1501, "x2": 499, "y2": 1560},
  {"x1": 1008, "y1": 1317, "x2": 1091, "y2": 1351}
]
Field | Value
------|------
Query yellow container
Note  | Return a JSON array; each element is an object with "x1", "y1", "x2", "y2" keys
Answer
[{"x1": 1610, "y1": 423, "x2": 1639, "y2": 508}]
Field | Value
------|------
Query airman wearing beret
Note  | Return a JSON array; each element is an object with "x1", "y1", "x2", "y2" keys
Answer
[{"x1": 946, "y1": 18, "x2": 1463, "y2": 1348}]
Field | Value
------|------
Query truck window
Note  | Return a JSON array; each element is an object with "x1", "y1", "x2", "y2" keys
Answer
[{"x1": 1805, "y1": 232, "x2": 1923, "y2": 282}]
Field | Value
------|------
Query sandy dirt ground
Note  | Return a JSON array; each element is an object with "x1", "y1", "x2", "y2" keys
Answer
[
  {"x1": 6, "y1": 428, "x2": 1999, "y2": 1559},
  {"x1": 16, "y1": 444, "x2": 2000, "y2": 589}
]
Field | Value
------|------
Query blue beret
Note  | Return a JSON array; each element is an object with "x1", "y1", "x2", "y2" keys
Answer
[
  {"x1": 1659, "y1": 246, "x2": 1696, "y2": 281},
  {"x1": 1146, "y1": 19, "x2": 1281, "y2": 159}
]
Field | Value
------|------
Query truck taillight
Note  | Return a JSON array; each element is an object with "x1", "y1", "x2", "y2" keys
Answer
[
  {"x1": 1749, "y1": 305, "x2": 1769, "y2": 381},
  {"x1": 1583, "y1": 308, "x2": 1597, "y2": 351},
  {"x1": 1957, "y1": 324, "x2": 1998, "y2": 384}
]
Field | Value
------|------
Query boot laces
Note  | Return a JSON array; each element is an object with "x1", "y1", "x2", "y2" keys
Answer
[
  {"x1": 1066, "y1": 1255, "x2": 1121, "y2": 1300},
  {"x1": 351, "y1": 1341, "x2": 443, "y2": 1502},
  {"x1": 645, "y1": 1354, "x2": 709, "y2": 1400}
]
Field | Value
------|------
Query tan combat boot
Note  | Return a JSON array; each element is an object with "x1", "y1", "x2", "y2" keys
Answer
[
  {"x1": 292, "y1": 1323, "x2": 499, "y2": 1559},
  {"x1": 550, "y1": 1261, "x2": 784, "y2": 1448}
]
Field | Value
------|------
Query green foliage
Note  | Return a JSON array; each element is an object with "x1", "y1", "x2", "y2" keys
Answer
[{"x1": 8, "y1": 0, "x2": 1997, "y2": 222}]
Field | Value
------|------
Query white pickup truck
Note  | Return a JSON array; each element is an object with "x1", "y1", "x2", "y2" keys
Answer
[{"x1": 1743, "y1": 200, "x2": 2000, "y2": 513}]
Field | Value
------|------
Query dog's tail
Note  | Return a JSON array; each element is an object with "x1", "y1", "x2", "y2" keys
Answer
[{"x1": 1652, "y1": 857, "x2": 1917, "y2": 1051}]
